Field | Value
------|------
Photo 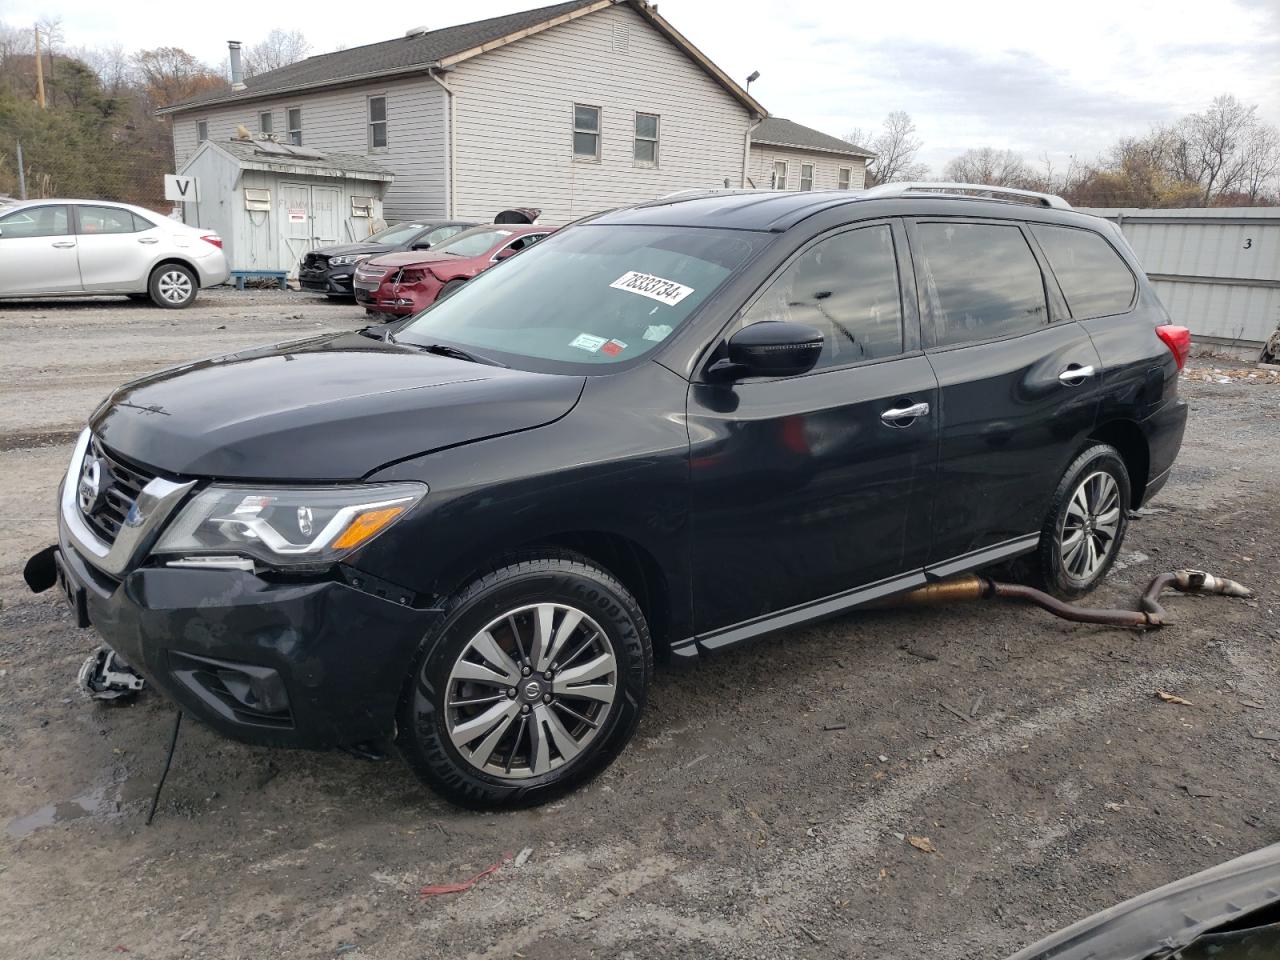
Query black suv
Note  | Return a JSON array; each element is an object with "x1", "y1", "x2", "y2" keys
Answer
[
  {"x1": 29, "y1": 185, "x2": 1189, "y2": 809},
  {"x1": 298, "y1": 220, "x2": 476, "y2": 297}
]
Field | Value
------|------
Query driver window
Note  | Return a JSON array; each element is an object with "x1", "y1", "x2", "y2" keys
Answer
[
  {"x1": 0, "y1": 205, "x2": 70, "y2": 239},
  {"x1": 742, "y1": 224, "x2": 904, "y2": 369}
]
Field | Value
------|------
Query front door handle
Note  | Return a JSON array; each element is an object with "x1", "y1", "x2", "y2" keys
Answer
[
  {"x1": 881, "y1": 401, "x2": 930, "y2": 425},
  {"x1": 51, "y1": 240, "x2": 76, "y2": 249},
  {"x1": 137, "y1": 237, "x2": 159, "y2": 244},
  {"x1": 1059, "y1": 364, "x2": 1096, "y2": 385}
]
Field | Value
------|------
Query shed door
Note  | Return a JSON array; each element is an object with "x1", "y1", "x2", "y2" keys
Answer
[
  {"x1": 280, "y1": 182, "x2": 314, "y2": 267},
  {"x1": 312, "y1": 186, "x2": 342, "y2": 245}
]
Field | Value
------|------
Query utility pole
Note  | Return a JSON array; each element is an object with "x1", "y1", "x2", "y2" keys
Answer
[
  {"x1": 16, "y1": 141, "x2": 27, "y2": 200},
  {"x1": 33, "y1": 25, "x2": 46, "y2": 109}
]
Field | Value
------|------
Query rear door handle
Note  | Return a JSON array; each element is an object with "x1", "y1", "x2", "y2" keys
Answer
[
  {"x1": 51, "y1": 240, "x2": 76, "y2": 248},
  {"x1": 1059, "y1": 364, "x2": 1096, "y2": 385},
  {"x1": 881, "y1": 401, "x2": 930, "y2": 425},
  {"x1": 137, "y1": 237, "x2": 159, "y2": 244}
]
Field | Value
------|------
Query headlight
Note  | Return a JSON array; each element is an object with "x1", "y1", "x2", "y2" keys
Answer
[
  {"x1": 153, "y1": 482, "x2": 426, "y2": 569},
  {"x1": 328, "y1": 254, "x2": 368, "y2": 266}
]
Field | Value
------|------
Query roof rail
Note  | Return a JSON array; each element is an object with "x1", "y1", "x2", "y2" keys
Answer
[{"x1": 859, "y1": 181, "x2": 1072, "y2": 209}]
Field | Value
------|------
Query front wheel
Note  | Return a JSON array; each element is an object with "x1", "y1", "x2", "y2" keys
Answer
[
  {"x1": 1029, "y1": 444, "x2": 1131, "y2": 599},
  {"x1": 148, "y1": 264, "x2": 198, "y2": 309},
  {"x1": 397, "y1": 554, "x2": 652, "y2": 809}
]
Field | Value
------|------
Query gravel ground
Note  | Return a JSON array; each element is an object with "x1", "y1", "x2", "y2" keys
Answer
[{"x1": 1, "y1": 293, "x2": 1278, "y2": 960}]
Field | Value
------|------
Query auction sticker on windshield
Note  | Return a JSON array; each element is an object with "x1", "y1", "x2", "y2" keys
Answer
[
  {"x1": 610, "y1": 271, "x2": 694, "y2": 307},
  {"x1": 570, "y1": 333, "x2": 608, "y2": 353}
]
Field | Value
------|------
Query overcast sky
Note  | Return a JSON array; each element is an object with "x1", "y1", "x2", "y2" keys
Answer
[{"x1": 5, "y1": 0, "x2": 1278, "y2": 172}]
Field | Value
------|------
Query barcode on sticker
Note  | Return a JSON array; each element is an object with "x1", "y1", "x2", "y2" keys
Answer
[{"x1": 609, "y1": 271, "x2": 694, "y2": 307}]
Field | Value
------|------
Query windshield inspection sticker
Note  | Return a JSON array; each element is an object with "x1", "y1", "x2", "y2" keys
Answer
[
  {"x1": 600, "y1": 339, "x2": 627, "y2": 357},
  {"x1": 570, "y1": 333, "x2": 608, "y2": 353},
  {"x1": 610, "y1": 271, "x2": 694, "y2": 307}
]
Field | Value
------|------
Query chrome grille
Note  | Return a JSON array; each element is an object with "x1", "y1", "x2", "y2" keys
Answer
[{"x1": 80, "y1": 437, "x2": 158, "y2": 546}]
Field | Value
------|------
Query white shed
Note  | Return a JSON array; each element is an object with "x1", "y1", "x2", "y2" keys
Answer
[{"x1": 177, "y1": 138, "x2": 394, "y2": 276}]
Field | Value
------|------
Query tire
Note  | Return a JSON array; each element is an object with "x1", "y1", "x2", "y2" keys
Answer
[
  {"x1": 1027, "y1": 443, "x2": 1131, "y2": 599},
  {"x1": 397, "y1": 553, "x2": 652, "y2": 809},
  {"x1": 148, "y1": 264, "x2": 198, "y2": 309},
  {"x1": 436, "y1": 279, "x2": 466, "y2": 302}
]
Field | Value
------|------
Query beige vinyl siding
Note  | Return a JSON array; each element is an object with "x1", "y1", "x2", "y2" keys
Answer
[
  {"x1": 748, "y1": 145, "x2": 867, "y2": 192},
  {"x1": 448, "y1": 3, "x2": 752, "y2": 224},
  {"x1": 171, "y1": 75, "x2": 446, "y2": 221}
]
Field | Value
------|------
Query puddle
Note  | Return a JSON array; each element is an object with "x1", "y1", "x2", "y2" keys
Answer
[{"x1": 6, "y1": 784, "x2": 120, "y2": 839}]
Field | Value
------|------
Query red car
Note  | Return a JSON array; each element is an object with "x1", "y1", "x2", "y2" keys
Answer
[{"x1": 353, "y1": 224, "x2": 554, "y2": 317}]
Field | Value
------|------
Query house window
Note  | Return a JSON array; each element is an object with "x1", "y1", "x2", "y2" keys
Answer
[
  {"x1": 838, "y1": 166, "x2": 852, "y2": 190},
  {"x1": 196, "y1": 120, "x2": 208, "y2": 143},
  {"x1": 259, "y1": 111, "x2": 273, "y2": 136},
  {"x1": 634, "y1": 112, "x2": 659, "y2": 165},
  {"x1": 772, "y1": 160, "x2": 788, "y2": 190},
  {"x1": 800, "y1": 163, "x2": 815, "y2": 191},
  {"x1": 368, "y1": 96, "x2": 387, "y2": 150},
  {"x1": 287, "y1": 107, "x2": 303, "y2": 145},
  {"x1": 573, "y1": 104, "x2": 600, "y2": 159}
]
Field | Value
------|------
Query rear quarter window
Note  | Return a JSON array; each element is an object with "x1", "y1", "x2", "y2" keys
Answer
[{"x1": 1031, "y1": 223, "x2": 1137, "y2": 319}]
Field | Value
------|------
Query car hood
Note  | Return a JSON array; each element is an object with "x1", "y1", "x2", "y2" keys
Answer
[
  {"x1": 311, "y1": 242, "x2": 396, "y2": 258},
  {"x1": 368, "y1": 250, "x2": 467, "y2": 269},
  {"x1": 90, "y1": 333, "x2": 586, "y2": 481}
]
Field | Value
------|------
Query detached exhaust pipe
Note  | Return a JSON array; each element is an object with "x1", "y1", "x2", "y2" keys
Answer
[{"x1": 877, "y1": 569, "x2": 1251, "y2": 630}]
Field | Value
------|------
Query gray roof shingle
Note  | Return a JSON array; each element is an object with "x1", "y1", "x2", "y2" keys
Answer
[
  {"x1": 200, "y1": 138, "x2": 395, "y2": 180},
  {"x1": 752, "y1": 118, "x2": 875, "y2": 159},
  {"x1": 162, "y1": 0, "x2": 599, "y2": 112}
]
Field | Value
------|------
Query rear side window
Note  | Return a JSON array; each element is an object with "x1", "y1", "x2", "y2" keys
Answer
[
  {"x1": 743, "y1": 224, "x2": 904, "y2": 368},
  {"x1": 916, "y1": 222, "x2": 1048, "y2": 347},
  {"x1": 1032, "y1": 224, "x2": 1136, "y2": 319},
  {"x1": 76, "y1": 205, "x2": 139, "y2": 235}
]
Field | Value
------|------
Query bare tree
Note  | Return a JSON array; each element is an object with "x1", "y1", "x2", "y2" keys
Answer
[
  {"x1": 243, "y1": 29, "x2": 311, "y2": 78},
  {"x1": 1240, "y1": 123, "x2": 1280, "y2": 202},
  {"x1": 78, "y1": 42, "x2": 134, "y2": 95},
  {"x1": 942, "y1": 147, "x2": 1032, "y2": 187},
  {"x1": 845, "y1": 111, "x2": 928, "y2": 185},
  {"x1": 1184, "y1": 94, "x2": 1256, "y2": 202}
]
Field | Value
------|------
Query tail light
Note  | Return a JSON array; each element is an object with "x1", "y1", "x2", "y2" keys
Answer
[
  {"x1": 201, "y1": 234, "x2": 223, "y2": 249},
  {"x1": 1155, "y1": 325, "x2": 1191, "y2": 370}
]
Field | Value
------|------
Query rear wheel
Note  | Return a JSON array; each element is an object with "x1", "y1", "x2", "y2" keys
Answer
[
  {"x1": 148, "y1": 264, "x2": 198, "y2": 309},
  {"x1": 1027, "y1": 444, "x2": 1131, "y2": 599},
  {"x1": 397, "y1": 554, "x2": 652, "y2": 809}
]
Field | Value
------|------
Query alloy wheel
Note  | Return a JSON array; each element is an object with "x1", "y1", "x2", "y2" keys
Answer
[
  {"x1": 444, "y1": 603, "x2": 617, "y2": 781},
  {"x1": 157, "y1": 270, "x2": 194, "y2": 304},
  {"x1": 1059, "y1": 470, "x2": 1122, "y2": 581}
]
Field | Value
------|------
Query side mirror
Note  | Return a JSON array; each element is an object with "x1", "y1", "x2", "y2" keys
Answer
[
  {"x1": 709, "y1": 321, "x2": 824, "y2": 380},
  {"x1": 411, "y1": 242, "x2": 432, "y2": 250}
]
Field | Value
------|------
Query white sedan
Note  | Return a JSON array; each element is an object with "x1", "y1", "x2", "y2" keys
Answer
[{"x1": 0, "y1": 199, "x2": 229, "y2": 308}]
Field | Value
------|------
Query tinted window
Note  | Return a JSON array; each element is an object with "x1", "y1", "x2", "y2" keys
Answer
[
  {"x1": 1032, "y1": 224, "x2": 1137, "y2": 319},
  {"x1": 77, "y1": 205, "x2": 139, "y2": 235},
  {"x1": 0, "y1": 205, "x2": 69, "y2": 238},
  {"x1": 916, "y1": 222, "x2": 1047, "y2": 347},
  {"x1": 132, "y1": 211, "x2": 157, "y2": 231},
  {"x1": 743, "y1": 225, "x2": 904, "y2": 367}
]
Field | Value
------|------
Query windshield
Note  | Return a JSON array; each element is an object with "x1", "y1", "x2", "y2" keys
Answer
[
  {"x1": 396, "y1": 224, "x2": 770, "y2": 370},
  {"x1": 366, "y1": 222, "x2": 431, "y2": 245},
  {"x1": 432, "y1": 227, "x2": 516, "y2": 258}
]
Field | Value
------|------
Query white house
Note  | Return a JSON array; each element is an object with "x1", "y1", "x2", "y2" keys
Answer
[
  {"x1": 160, "y1": 0, "x2": 773, "y2": 226},
  {"x1": 747, "y1": 117, "x2": 874, "y2": 192}
]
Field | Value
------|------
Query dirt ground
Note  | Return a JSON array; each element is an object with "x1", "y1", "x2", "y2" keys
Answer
[{"x1": 1, "y1": 292, "x2": 1278, "y2": 960}]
